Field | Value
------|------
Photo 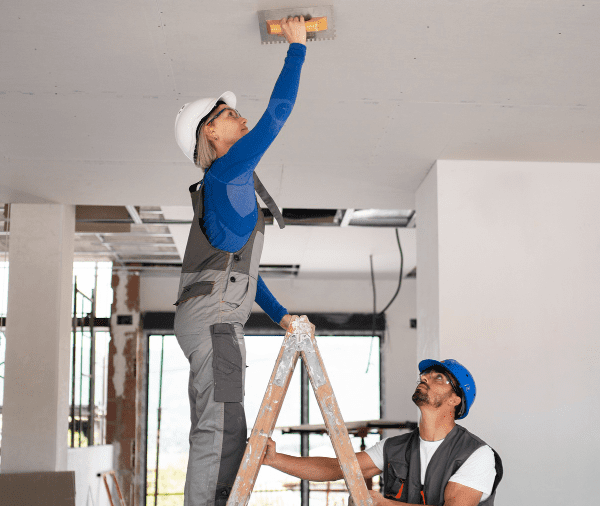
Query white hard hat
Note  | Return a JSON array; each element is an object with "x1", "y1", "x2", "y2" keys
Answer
[{"x1": 174, "y1": 91, "x2": 237, "y2": 162}]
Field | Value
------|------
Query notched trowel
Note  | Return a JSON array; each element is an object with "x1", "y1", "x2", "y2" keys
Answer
[{"x1": 257, "y1": 5, "x2": 335, "y2": 44}]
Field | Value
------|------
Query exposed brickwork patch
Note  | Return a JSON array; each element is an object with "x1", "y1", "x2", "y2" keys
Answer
[
  {"x1": 108, "y1": 269, "x2": 142, "y2": 505},
  {"x1": 125, "y1": 273, "x2": 140, "y2": 313}
]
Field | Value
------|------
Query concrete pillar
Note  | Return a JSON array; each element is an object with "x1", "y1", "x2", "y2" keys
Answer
[
  {"x1": 106, "y1": 268, "x2": 142, "y2": 506},
  {"x1": 1, "y1": 204, "x2": 75, "y2": 472},
  {"x1": 416, "y1": 161, "x2": 600, "y2": 504}
]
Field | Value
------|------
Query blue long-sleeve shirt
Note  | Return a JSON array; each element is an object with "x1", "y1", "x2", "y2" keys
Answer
[{"x1": 201, "y1": 43, "x2": 306, "y2": 324}]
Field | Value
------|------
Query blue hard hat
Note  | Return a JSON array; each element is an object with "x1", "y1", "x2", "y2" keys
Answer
[{"x1": 418, "y1": 359, "x2": 476, "y2": 420}]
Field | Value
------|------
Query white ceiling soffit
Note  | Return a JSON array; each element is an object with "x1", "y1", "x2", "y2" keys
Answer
[{"x1": 1, "y1": 1, "x2": 599, "y2": 209}]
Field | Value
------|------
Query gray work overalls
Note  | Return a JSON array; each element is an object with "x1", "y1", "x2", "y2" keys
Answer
[{"x1": 174, "y1": 174, "x2": 283, "y2": 506}]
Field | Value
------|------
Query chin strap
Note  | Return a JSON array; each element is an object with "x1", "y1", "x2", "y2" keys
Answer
[{"x1": 253, "y1": 172, "x2": 285, "y2": 229}]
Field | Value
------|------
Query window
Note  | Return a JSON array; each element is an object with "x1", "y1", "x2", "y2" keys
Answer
[
  {"x1": 146, "y1": 334, "x2": 189, "y2": 504},
  {"x1": 68, "y1": 262, "x2": 113, "y2": 447},
  {"x1": 145, "y1": 331, "x2": 381, "y2": 506}
]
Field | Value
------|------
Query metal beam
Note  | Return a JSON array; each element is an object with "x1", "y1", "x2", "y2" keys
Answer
[
  {"x1": 125, "y1": 206, "x2": 143, "y2": 225},
  {"x1": 340, "y1": 209, "x2": 354, "y2": 227}
]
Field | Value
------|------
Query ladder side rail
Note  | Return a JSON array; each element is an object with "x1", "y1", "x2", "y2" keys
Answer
[
  {"x1": 102, "y1": 473, "x2": 115, "y2": 506},
  {"x1": 102, "y1": 471, "x2": 127, "y2": 506},
  {"x1": 299, "y1": 327, "x2": 373, "y2": 506},
  {"x1": 265, "y1": 333, "x2": 302, "y2": 427},
  {"x1": 228, "y1": 330, "x2": 301, "y2": 506}
]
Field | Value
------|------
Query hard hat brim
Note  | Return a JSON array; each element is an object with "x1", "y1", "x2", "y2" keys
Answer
[
  {"x1": 419, "y1": 359, "x2": 447, "y2": 374},
  {"x1": 208, "y1": 91, "x2": 237, "y2": 119}
]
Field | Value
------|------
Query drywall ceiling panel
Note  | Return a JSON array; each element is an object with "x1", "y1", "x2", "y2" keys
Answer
[
  {"x1": 165, "y1": 1, "x2": 600, "y2": 106},
  {"x1": 0, "y1": 2, "x2": 174, "y2": 96},
  {"x1": 329, "y1": 0, "x2": 600, "y2": 107},
  {"x1": 1, "y1": 0, "x2": 599, "y2": 208},
  {"x1": 257, "y1": 100, "x2": 393, "y2": 166},
  {"x1": 376, "y1": 101, "x2": 600, "y2": 163},
  {"x1": 440, "y1": 103, "x2": 600, "y2": 163},
  {"x1": 0, "y1": 94, "x2": 181, "y2": 162},
  {"x1": 1, "y1": 95, "x2": 597, "y2": 207}
]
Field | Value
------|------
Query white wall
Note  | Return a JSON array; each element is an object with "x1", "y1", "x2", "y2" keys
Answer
[
  {"x1": 67, "y1": 445, "x2": 114, "y2": 506},
  {"x1": 417, "y1": 161, "x2": 600, "y2": 505}
]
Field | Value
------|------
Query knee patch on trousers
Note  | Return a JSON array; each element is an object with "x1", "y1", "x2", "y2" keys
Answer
[
  {"x1": 215, "y1": 402, "x2": 248, "y2": 504},
  {"x1": 210, "y1": 323, "x2": 243, "y2": 403}
]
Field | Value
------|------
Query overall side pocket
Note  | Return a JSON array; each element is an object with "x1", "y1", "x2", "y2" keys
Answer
[{"x1": 210, "y1": 323, "x2": 243, "y2": 403}]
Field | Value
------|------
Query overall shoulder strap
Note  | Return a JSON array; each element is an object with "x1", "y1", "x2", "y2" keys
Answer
[
  {"x1": 189, "y1": 180, "x2": 203, "y2": 217},
  {"x1": 253, "y1": 172, "x2": 285, "y2": 229}
]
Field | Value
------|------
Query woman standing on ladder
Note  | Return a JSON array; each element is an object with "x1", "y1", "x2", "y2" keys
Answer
[{"x1": 173, "y1": 17, "x2": 307, "y2": 506}]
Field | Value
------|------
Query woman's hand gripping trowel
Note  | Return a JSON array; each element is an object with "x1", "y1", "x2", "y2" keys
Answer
[{"x1": 257, "y1": 5, "x2": 336, "y2": 44}]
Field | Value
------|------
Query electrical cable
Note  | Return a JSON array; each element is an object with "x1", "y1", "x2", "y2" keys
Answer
[
  {"x1": 366, "y1": 228, "x2": 404, "y2": 373},
  {"x1": 366, "y1": 254, "x2": 377, "y2": 373},
  {"x1": 378, "y1": 228, "x2": 403, "y2": 316}
]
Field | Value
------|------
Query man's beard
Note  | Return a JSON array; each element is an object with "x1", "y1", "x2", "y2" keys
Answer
[
  {"x1": 412, "y1": 386, "x2": 429, "y2": 406},
  {"x1": 412, "y1": 386, "x2": 451, "y2": 409}
]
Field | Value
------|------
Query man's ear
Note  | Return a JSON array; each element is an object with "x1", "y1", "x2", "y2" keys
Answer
[{"x1": 449, "y1": 393, "x2": 461, "y2": 409}]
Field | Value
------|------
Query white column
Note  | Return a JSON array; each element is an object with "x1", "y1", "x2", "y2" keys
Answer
[
  {"x1": 2, "y1": 204, "x2": 75, "y2": 472},
  {"x1": 416, "y1": 161, "x2": 600, "y2": 504}
]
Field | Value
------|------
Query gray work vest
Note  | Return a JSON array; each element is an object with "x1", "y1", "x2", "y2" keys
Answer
[
  {"x1": 173, "y1": 174, "x2": 283, "y2": 357},
  {"x1": 383, "y1": 425, "x2": 503, "y2": 505}
]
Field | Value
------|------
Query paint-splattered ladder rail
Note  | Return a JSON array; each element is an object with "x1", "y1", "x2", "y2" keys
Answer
[
  {"x1": 227, "y1": 315, "x2": 373, "y2": 506},
  {"x1": 101, "y1": 471, "x2": 127, "y2": 506}
]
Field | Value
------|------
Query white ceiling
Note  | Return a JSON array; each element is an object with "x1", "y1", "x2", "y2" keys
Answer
[{"x1": 2, "y1": 0, "x2": 599, "y2": 274}]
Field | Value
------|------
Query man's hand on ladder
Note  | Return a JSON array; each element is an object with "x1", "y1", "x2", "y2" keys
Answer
[{"x1": 262, "y1": 437, "x2": 277, "y2": 467}]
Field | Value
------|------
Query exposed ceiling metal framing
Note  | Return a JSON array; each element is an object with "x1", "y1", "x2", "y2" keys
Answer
[
  {"x1": 1, "y1": 204, "x2": 415, "y2": 267},
  {"x1": 75, "y1": 206, "x2": 180, "y2": 264}
]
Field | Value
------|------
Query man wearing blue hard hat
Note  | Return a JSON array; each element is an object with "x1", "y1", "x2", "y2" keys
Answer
[{"x1": 263, "y1": 359, "x2": 503, "y2": 505}]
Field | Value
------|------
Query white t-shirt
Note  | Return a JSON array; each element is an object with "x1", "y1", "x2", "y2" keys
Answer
[{"x1": 365, "y1": 436, "x2": 496, "y2": 502}]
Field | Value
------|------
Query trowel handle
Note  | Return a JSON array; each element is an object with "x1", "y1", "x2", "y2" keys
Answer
[{"x1": 266, "y1": 17, "x2": 328, "y2": 35}]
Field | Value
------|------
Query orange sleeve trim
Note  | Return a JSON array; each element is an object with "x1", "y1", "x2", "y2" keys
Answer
[{"x1": 421, "y1": 490, "x2": 426, "y2": 504}]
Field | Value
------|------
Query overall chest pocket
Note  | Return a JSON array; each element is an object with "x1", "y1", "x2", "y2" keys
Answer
[
  {"x1": 384, "y1": 461, "x2": 409, "y2": 501},
  {"x1": 174, "y1": 281, "x2": 214, "y2": 306},
  {"x1": 222, "y1": 273, "x2": 250, "y2": 310}
]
